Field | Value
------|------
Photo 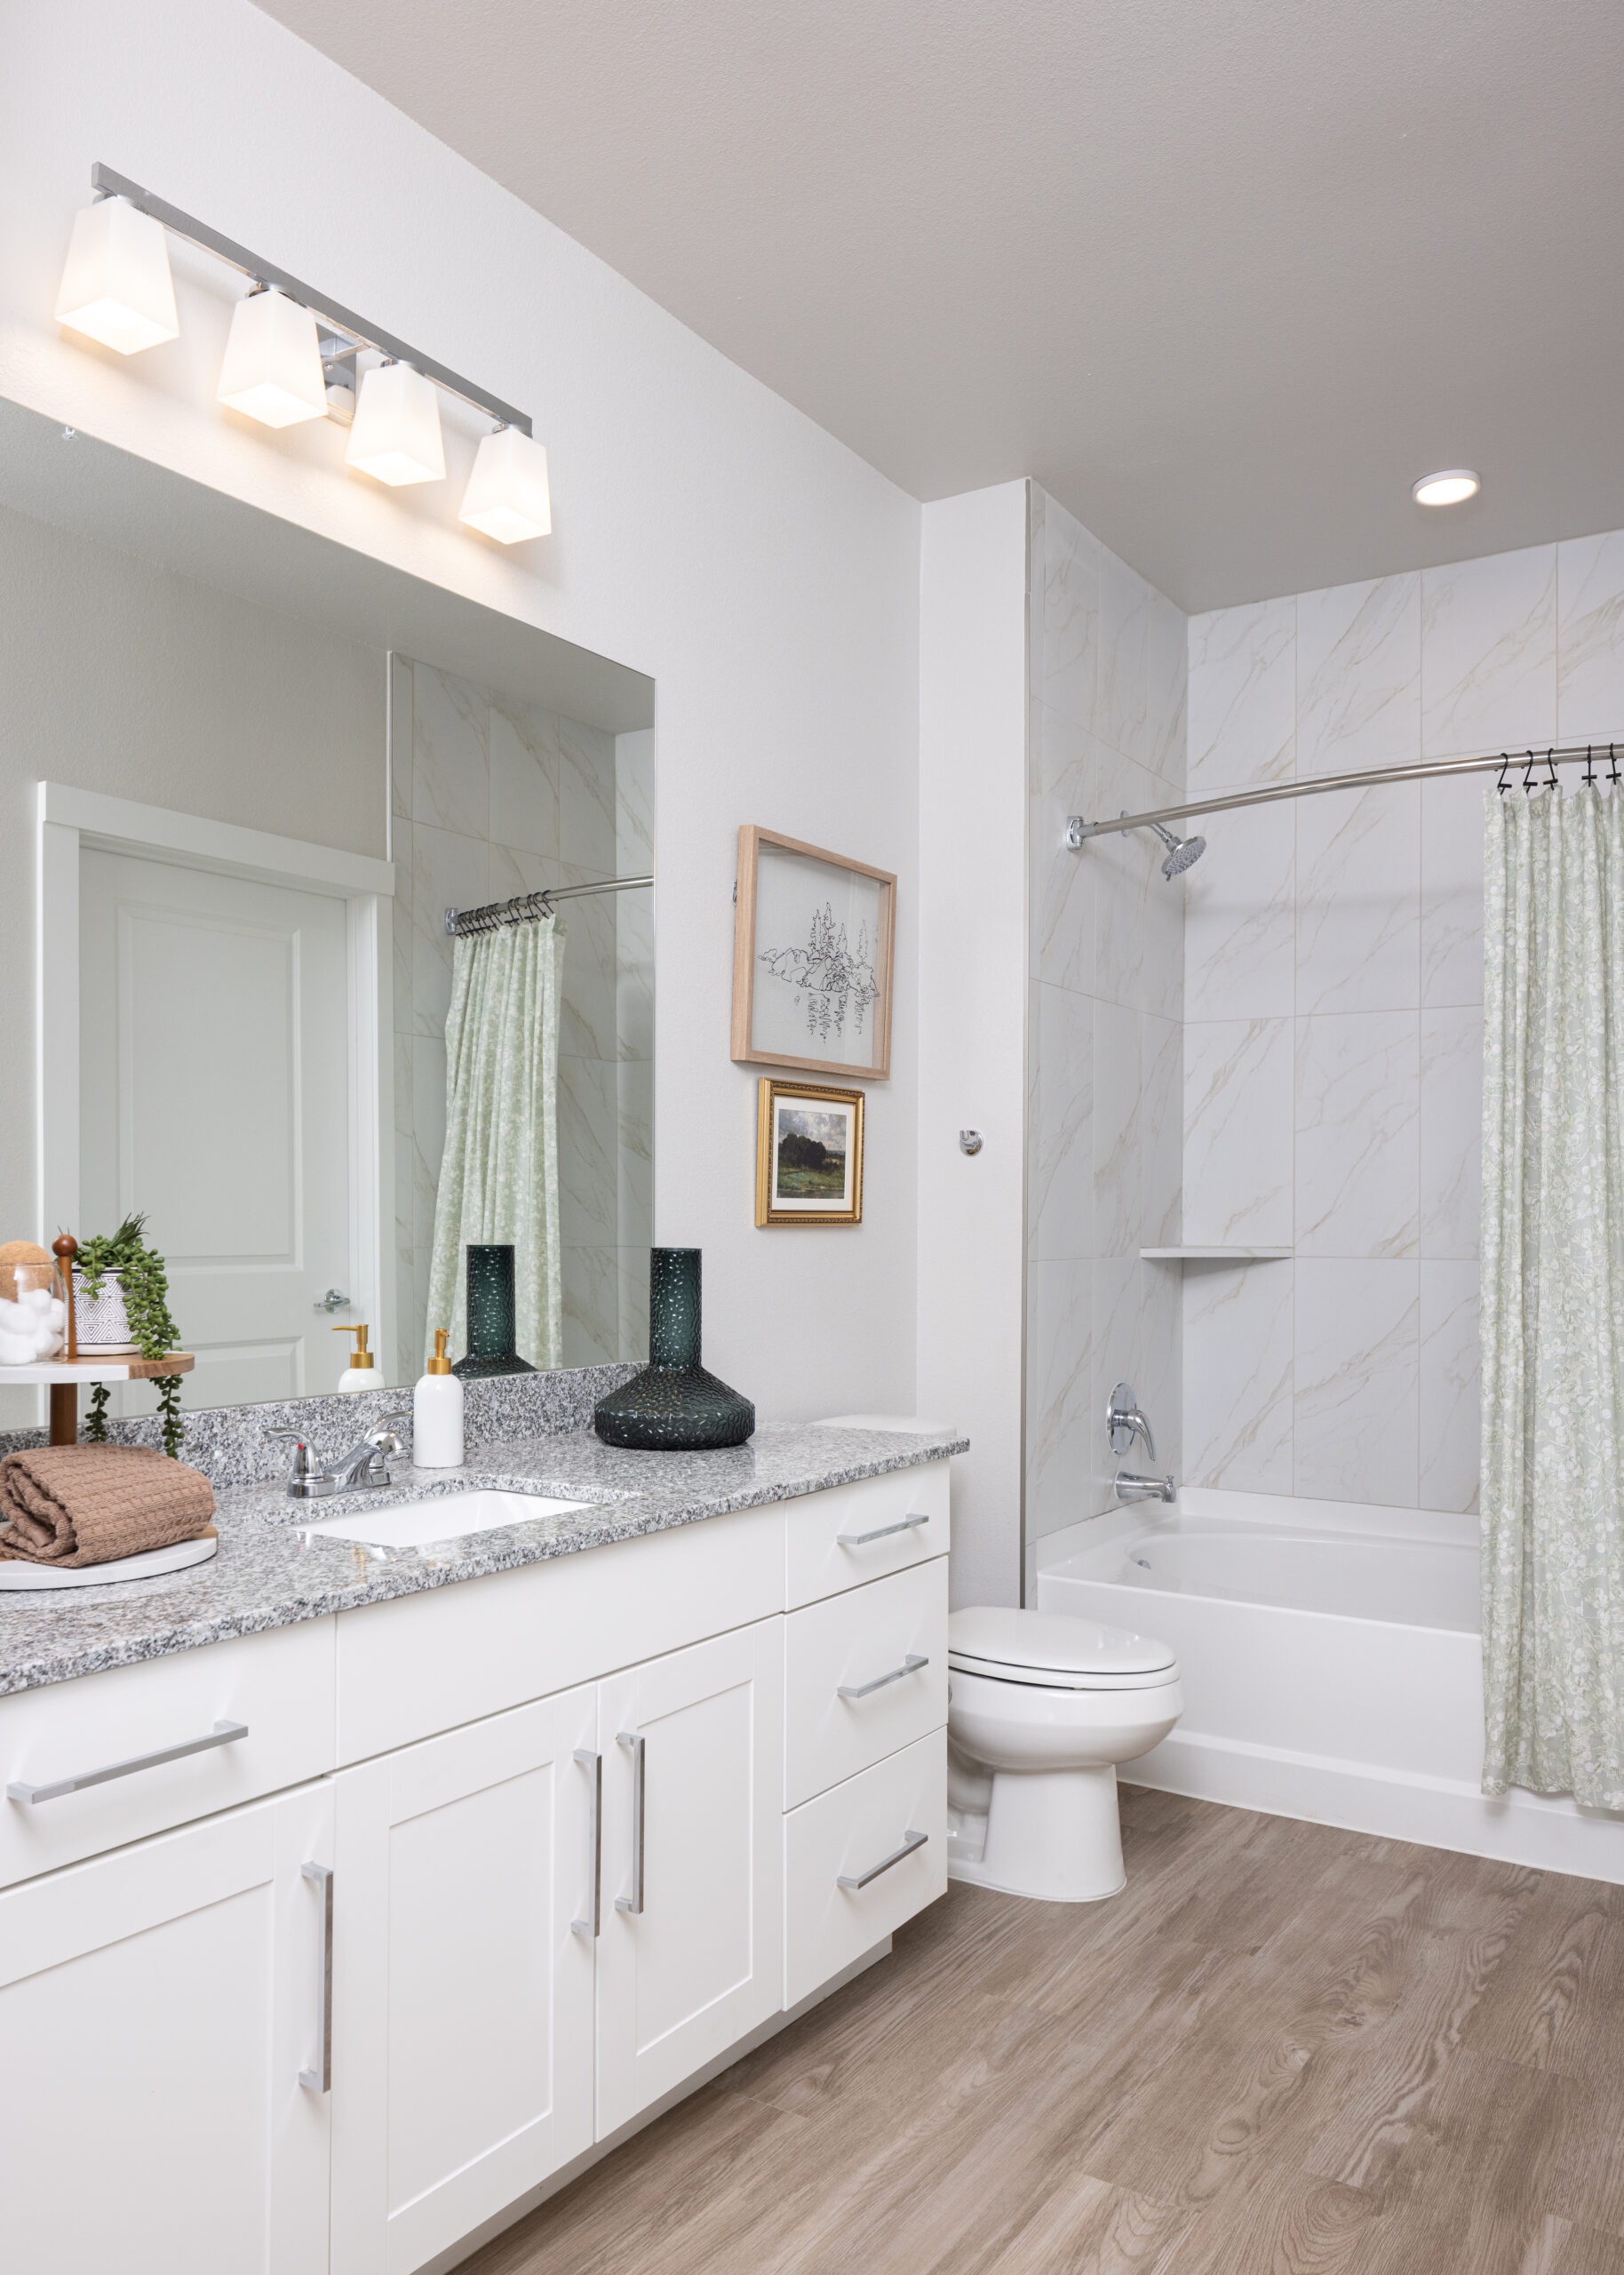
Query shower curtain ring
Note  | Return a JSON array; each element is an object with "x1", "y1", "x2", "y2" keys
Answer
[
  {"x1": 1612, "y1": 744, "x2": 1620, "y2": 786},
  {"x1": 1496, "y1": 754, "x2": 1510, "y2": 795},
  {"x1": 1547, "y1": 748, "x2": 1559, "y2": 791},
  {"x1": 1584, "y1": 746, "x2": 1596, "y2": 784},
  {"x1": 1523, "y1": 751, "x2": 1537, "y2": 794}
]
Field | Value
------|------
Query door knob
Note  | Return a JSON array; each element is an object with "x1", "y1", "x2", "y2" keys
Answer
[{"x1": 314, "y1": 1288, "x2": 351, "y2": 1313}]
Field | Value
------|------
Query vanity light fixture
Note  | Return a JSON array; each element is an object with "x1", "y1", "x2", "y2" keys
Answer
[
  {"x1": 216, "y1": 285, "x2": 327, "y2": 428},
  {"x1": 458, "y1": 425, "x2": 552, "y2": 543},
  {"x1": 346, "y1": 362, "x2": 446, "y2": 486},
  {"x1": 53, "y1": 193, "x2": 179, "y2": 355},
  {"x1": 57, "y1": 165, "x2": 548, "y2": 539},
  {"x1": 1413, "y1": 469, "x2": 1480, "y2": 507}
]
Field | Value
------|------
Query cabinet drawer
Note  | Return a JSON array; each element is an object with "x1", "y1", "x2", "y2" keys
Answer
[
  {"x1": 0, "y1": 1618, "x2": 337, "y2": 1890},
  {"x1": 784, "y1": 1729, "x2": 946, "y2": 2008},
  {"x1": 784, "y1": 1559, "x2": 947, "y2": 1808},
  {"x1": 784, "y1": 1462, "x2": 949, "y2": 1609}
]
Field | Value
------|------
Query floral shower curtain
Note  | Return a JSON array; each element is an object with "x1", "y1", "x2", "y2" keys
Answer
[
  {"x1": 426, "y1": 915, "x2": 564, "y2": 1372},
  {"x1": 1482, "y1": 783, "x2": 1624, "y2": 1808}
]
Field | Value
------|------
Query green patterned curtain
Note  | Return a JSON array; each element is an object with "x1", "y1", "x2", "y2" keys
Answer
[
  {"x1": 1482, "y1": 784, "x2": 1624, "y2": 1808},
  {"x1": 426, "y1": 916, "x2": 564, "y2": 1371}
]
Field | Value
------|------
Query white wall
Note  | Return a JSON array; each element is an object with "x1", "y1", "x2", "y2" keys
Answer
[
  {"x1": 1182, "y1": 531, "x2": 1624, "y2": 1510},
  {"x1": 0, "y1": 0, "x2": 920, "y2": 1425},
  {"x1": 917, "y1": 484, "x2": 1029, "y2": 1608}
]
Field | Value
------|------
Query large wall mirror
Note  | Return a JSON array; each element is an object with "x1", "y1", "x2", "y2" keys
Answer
[{"x1": 0, "y1": 397, "x2": 654, "y2": 1424}]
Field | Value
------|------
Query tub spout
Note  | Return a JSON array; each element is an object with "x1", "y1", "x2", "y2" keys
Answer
[{"x1": 1115, "y1": 1469, "x2": 1176, "y2": 1505}]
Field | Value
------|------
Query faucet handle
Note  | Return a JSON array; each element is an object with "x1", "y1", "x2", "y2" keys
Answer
[
  {"x1": 1106, "y1": 1381, "x2": 1157, "y2": 1462},
  {"x1": 366, "y1": 1410, "x2": 411, "y2": 1452},
  {"x1": 268, "y1": 1428, "x2": 318, "y2": 1495}
]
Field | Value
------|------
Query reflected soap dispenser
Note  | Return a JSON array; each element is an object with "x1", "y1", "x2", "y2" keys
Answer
[
  {"x1": 334, "y1": 1323, "x2": 382, "y2": 1393},
  {"x1": 414, "y1": 1329, "x2": 465, "y2": 1467}
]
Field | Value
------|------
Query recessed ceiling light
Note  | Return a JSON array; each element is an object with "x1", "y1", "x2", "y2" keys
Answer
[{"x1": 1413, "y1": 469, "x2": 1480, "y2": 507}]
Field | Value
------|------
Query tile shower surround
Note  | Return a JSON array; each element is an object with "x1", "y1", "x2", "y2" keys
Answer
[
  {"x1": 389, "y1": 659, "x2": 654, "y2": 1383},
  {"x1": 1182, "y1": 529, "x2": 1624, "y2": 1513},
  {"x1": 1025, "y1": 484, "x2": 1188, "y2": 1547}
]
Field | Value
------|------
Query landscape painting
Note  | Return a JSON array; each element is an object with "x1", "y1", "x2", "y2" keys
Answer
[{"x1": 755, "y1": 1078, "x2": 865, "y2": 1226}]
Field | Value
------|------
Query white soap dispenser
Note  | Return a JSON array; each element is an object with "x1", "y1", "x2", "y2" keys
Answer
[
  {"x1": 334, "y1": 1322, "x2": 383, "y2": 1393},
  {"x1": 413, "y1": 1329, "x2": 465, "y2": 1467}
]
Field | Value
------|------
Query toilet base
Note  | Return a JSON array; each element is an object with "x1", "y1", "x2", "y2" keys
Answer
[{"x1": 947, "y1": 1764, "x2": 1126, "y2": 1904}]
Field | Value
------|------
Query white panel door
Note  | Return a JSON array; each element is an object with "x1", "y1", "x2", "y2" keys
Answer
[
  {"x1": 596, "y1": 1618, "x2": 784, "y2": 2139},
  {"x1": 0, "y1": 1781, "x2": 333, "y2": 2275},
  {"x1": 78, "y1": 846, "x2": 354, "y2": 1409},
  {"x1": 330, "y1": 1688, "x2": 597, "y2": 2275}
]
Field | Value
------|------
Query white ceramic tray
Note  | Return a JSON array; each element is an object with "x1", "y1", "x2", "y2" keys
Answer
[{"x1": 0, "y1": 1534, "x2": 218, "y2": 1590}]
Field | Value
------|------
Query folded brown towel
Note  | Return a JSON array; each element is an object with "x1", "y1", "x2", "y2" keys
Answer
[{"x1": 0, "y1": 1444, "x2": 216, "y2": 1568}]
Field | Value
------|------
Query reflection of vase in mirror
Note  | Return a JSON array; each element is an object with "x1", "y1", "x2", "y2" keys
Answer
[
  {"x1": 593, "y1": 1249, "x2": 754, "y2": 1450},
  {"x1": 453, "y1": 1244, "x2": 536, "y2": 1378}
]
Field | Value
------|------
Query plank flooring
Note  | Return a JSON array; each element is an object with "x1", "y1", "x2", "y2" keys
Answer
[{"x1": 457, "y1": 1788, "x2": 1624, "y2": 2275}]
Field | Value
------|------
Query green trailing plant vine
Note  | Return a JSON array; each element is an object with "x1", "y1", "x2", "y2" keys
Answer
[{"x1": 75, "y1": 1213, "x2": 184, "y2": 1459}]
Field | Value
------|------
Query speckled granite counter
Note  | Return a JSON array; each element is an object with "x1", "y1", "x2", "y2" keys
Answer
[{"x1": 0, "y1": 1423, "x2": 967, "y2": 1696}]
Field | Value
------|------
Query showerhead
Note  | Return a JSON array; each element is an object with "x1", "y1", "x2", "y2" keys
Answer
[{"x1": 1150, "y1": 820, "x2": 1207, "y2": 880}]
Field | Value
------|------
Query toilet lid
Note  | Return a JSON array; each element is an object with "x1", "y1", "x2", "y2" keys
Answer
[{"x1": 948, "y1": 1606, "x2": 1178, "y2": 1688}]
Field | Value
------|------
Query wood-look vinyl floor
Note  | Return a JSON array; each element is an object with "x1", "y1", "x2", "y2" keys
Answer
[{"x1": 457, "y1": 1788, "x2": 1624, "y2": 2275}]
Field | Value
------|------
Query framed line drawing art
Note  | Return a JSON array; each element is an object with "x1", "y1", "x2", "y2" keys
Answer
[
  {"x1": 731, "y1": 826, "x2": 896, "y2": 1082},
  {"x1": 755, "y1": 1078, "x2": 864, "y2": 1227}
]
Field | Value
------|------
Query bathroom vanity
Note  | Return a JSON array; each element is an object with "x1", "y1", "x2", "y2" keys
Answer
[{"x1": 0, "y1": 1422, "x2": 957, "y2": 2275}]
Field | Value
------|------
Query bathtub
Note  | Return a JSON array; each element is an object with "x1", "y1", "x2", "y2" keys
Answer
[{"x1": 1036, "y1": 1486, "x2": 1624, "y2": 1882}]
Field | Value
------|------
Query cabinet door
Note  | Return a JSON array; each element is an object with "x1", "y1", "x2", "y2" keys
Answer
[
  {"x1": 330, "y1": 1687, "x2": 597, "y2": 2275},
  {"x1": 0, "y1": 1781, "x2": 333, "y2": 2275},
  {"x1": 596, "y1": 1618, "x2": 784, "y2": 2138}
]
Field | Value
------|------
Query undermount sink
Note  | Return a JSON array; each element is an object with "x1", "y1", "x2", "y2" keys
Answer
[{"x1": 299, "y1": 1489, "x2": 592, "y2": 1551}]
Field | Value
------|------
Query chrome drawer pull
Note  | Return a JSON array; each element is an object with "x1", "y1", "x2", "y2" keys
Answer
[
  {"x1": 838, "y1": 1653, "x2": 928, "y2": 1700},
  {"x1": 836, "y1": 1513, "x2": 929, "y2": 1547},
  {"x1": 298, "y1": 1863, "x2": 334, "y2": 2093},
  {"x1": 615, "y1": 1731, "x2": 645, "y2": 1915},
  {"x1": 571, "y1": 1748, "x2": 602, "y2": 1937},
  {"x1": 838, "y1": 1828, "x2": 928, "y2": 1890},
  {"x1": 6, "y1": 1719, "x2": 250, "y2": 1805}
]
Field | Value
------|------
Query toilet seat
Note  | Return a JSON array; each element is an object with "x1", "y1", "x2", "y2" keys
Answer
[{"x1": 948, "y1": 1606, "x2": 1179, "y2": 1691}]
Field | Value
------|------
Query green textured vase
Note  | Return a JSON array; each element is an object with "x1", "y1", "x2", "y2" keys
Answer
[
  {"x1": 593, "y1": 1249, "x2": 755, "y2": 1451},
  {"x1": 452, "y1": 1242, "x2": 537, "y2": 1379}
]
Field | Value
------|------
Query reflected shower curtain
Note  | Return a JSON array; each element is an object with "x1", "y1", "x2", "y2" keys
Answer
[
  {"x1": 426, "y1": 916, "x2": 564, "y2": 1372},
  {"x1": 1482, "y1": 784, "x2": 1624, "y2": 1808}
]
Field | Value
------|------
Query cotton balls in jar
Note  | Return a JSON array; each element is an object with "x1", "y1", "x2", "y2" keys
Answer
[{"x1": 0, "y1": 1241, "x2": 65, "y2": 1364}]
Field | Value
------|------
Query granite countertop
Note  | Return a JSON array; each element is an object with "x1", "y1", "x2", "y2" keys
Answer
[{"x1": 0, "y1": 1422, "x2": 967, "y2": 1696}]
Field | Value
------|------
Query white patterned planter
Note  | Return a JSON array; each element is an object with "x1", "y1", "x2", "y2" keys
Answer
[{"x1": 74, "y1": 1268, "x2": 140, "y2": 1355}]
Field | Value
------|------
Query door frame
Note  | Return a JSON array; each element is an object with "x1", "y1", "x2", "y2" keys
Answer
[{"x1": 37, "y1": 780, "x2": 397, "y2": 1385}]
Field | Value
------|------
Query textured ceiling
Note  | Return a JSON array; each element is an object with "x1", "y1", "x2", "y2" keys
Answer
[{"x1": 256, "y1": 0, "x2": 1624, "y2": 611}]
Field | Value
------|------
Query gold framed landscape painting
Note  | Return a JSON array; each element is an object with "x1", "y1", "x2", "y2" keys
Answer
[{"x1": 755, "y1": 1078, "x2": 864, "y2": 1227}]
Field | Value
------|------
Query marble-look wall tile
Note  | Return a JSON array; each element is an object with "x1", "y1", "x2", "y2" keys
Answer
[
  {"x1": 1296, "y1": 572, "x2": 1421, "y2": 776},
  {"x1": 1142, "y1": 1014, "x2": 1182, "y2": 1248},
  {"x1": 389, "y1": 652, "x2": 413, "y2": 824},
  {"x1": 1558, "y1": 531, "x2": 1624, "y2": 746},
  {"x1": 1144, "y1": 584, "x2": 1189, "y2": 789},
  {"x1": 1041, "y1": 499, "x2": 1099, "y2": 731},
  {"x1": 1187, "y1": 597, "x2": 1295, "y2": 794},
  {"x1": 557, "y1": 1056, "x2": 619, "y2": 1248},
  {"x1": 1030, "y1": 983, "x2": 1094, "y2": 1261},
  {"x1": 1182, "y1": 1259, "x2": 1293, "y2": 1491},
  {"x1": 559, "y1": 866, "x2": 620, "y2": 1063},
  {"x1": 616, "y1": 883, "x2": 656, "y2": 1062},
  {"x1": 411, "y1": 823, "x2": 489, "y2": 1039},
  {"x1": 616, "y1": 730, "x2": 656, "y2": 872},
  {"x1": 1184, "y1": 1018, "x2": 1294, "y2": 1245},
  {"x1": 413, "y1": 665, "x2": 490, "y2": 839},
  {"x1": 1182, "y1": 798, "x2": 1294, "y2": 1021},
  {"x1": 1420, "y1": 1005, "x2": 1483, "y2": 1258},
  {"x1": 391, "y1": 818, "x2": 415, "y2": 1035},
  {"x1": 559, "y1": 716, "x2": 617, "y2": 876},
  {"x1": 1098, "y1": 546, "x2": 1151, "y2": 765},
  {"x1": 411, "y1": 1032, "x2": 449, "y2": 1190},
  {"x1": 1421, "y1": 774, "x2": 1485, "y2": 1009},
  {"x1": 617, "y1": 1245, "x2": 650, "y2": 1363},
  {"x1": 1090, "y1": 1254, "x2": 1143, "y2": 1513},
  {"x1": 1027, "y1": 1257, "x2": 1095, "y2": 1540},
  {"x1": 1294, "y1": 1011, "x2": 1419, "y2": 1259},
  {"x1": 561, "y1": 1244, "x2": 618, "y2": 1368},
  {"x1": 617, "y1": 1057, "x2": 654, "y2": 1249},
  {"x1": 1295, "y1": 783, "x2": 1421, "y2": 1016},
  {"x1": 1033, "y1": 705, "x2": 1097, "y2": 994},
  {"x1": 490, "y1": 698, "x2": 560, "y2": 859},
  {"x1": 1294, "y1": 1259, "x2": 1419, "y2": 1506},
  {"x1": 1421, "y1": 544, "x2": 1557, "y2": 758},
  {"x1": 1092, "y1": 997, "x2": 1140, "y2": 1257},
  {"x1": 1138, "y1": 1259, "x2": 1182, "y2": 1486},
  {"x1": 1419, "y1": 1259, "x2": 1479, "y2": 1513}
]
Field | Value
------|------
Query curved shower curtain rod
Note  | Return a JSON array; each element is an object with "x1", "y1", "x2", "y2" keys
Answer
[
  {"x1": 1066, "y1": 739, "x2": 1624, "y2": 846},
  {"x1": 445, "y1": 874, "x2": 653, "y2": 937}
]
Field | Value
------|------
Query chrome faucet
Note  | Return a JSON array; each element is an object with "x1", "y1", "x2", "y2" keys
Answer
[
  {"x1": 270, "y1": 1414, "x2": 410, "y2": 1501},
  {"x1": 1114, "y1": 1470, "x2": 1177, "y2": 1505}
]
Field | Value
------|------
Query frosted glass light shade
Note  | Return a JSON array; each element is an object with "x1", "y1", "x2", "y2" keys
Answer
[
  {"x1": 54, "y1": 196, "x2": 179, "y2": 355},
  {"x1": 458, "y1": 426, "x2": 552, "y2": 543},
  {"x1": 217, "y1": 288, "x2": 326, "y2": 427},
  {"x1": 345, "y1": 362, "x2": 445, "y2": 485}
]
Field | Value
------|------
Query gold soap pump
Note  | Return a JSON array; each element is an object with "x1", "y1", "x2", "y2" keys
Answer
[{"x1": 334, "y1": 1322, "x2": 382, "y2": 1393}]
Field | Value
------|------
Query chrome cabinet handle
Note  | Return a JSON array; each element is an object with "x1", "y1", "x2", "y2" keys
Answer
[
  {"x1": 6, "y1": 1719, "x2": 250, "y2": 1805},
  {"x1": 838, "y1": 1828, "x2": 928, "y2": 1891},
  {"x1": 838, "y1": 1653, "x2": 928, "y2": 1700},
  {"x1": 571, "y1": 1749, "x2": 602, "y2": 1937},
  {"x1": 298, "y1": 1862, "x2": 334, "y2": 2093},
  {"x1": 836, "y1": 1512, "x2": 929, "y2": 1547},
  {"x1": 615, "y1": 1731, "x2": 645, "y2": 1915}
]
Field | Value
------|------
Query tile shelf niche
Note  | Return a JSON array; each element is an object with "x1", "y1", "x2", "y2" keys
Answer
[{"x1": 1139, "y1": 1247, "x2": 1293, "y2": 1261}]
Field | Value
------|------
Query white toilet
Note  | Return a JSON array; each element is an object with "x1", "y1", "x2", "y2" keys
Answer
[{"x1": 946, "y1": 1606, "x2": 1183, "y2": 1903}]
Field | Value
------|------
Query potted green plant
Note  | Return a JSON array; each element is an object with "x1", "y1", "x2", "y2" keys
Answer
[{"x1": 75, "y1": 1213, "x2": 185, "y2": 1458}]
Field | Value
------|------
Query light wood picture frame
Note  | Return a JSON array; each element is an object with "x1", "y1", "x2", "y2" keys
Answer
[
  {"x1": 731, "y1": 825, "x2": 896, "y2": 1082},
  {"x1": 755, "y1": 1078, "x2": 865, "y2": 1227}
]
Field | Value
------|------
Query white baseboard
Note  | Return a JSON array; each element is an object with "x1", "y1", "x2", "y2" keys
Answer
[{"x1": 1134, "y1": 1728, "x2": 1624, "y2": 1884}]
